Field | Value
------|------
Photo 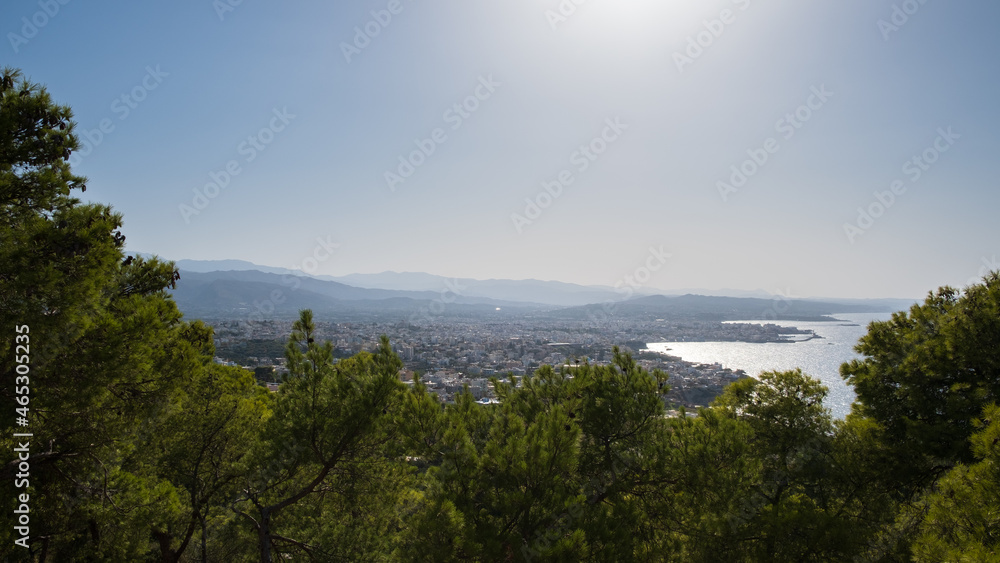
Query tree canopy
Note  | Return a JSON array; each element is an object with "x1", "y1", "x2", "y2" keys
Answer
[{"x1": 843, "y1": 272, "x2": 1000, "y2": 466}]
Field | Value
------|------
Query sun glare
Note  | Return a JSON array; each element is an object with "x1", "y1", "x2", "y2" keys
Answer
[
  {"x1": 595, "y1": 0, "x2": 710, "y2": 26},
  {"x1": 559, "y1": 0, "x2": 723, "y2": 40}
]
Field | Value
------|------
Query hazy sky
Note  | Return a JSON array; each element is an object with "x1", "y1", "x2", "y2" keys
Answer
[{"x1": 5, "y1": 0, "x2": 998, "y2": 299}]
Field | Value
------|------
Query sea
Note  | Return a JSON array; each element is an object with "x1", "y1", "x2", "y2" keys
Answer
[{"x1": 646, "y1": 312, "x2": 896, "y2": 419}]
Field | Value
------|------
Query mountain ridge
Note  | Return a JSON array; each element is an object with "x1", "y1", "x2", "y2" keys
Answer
[{"x1": 142, "y1": 255, "x2": 918, "y2": 313}]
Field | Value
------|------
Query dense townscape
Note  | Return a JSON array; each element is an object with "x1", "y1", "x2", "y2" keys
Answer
[{"x1": 208, "y1": 317, "x2": 796, "y2": 406}]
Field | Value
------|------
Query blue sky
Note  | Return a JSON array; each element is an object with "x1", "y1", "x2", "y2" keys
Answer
[{"x1": 5, "y1": 0, "x2": 998, "y2": 299}]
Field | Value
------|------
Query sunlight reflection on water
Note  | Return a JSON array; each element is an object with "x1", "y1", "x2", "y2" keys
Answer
[{"x1": 647, "y1": 312, "x2": 895, "y2": 419}]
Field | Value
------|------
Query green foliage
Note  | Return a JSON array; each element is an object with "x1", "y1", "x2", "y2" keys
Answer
[
  {"x1": 643, "y1": 407, "x2": 762, "y2": 561},
  {"x1": 842, "y1": 272, "x2": 1000, "y2": 465},
  {"x1": 138, "y1": 364, "x2": 272, "y2": 561},
  {"x1": 912, "y1": 404, "x2": 1000, "y2": 561},
  {"x1": 710, "y1": 370, "x2": 848, "y2": 561},
  {"x1": 0, "y1": 67, "x2": 83, "y2": 225},
  {"x1": 394, "y1": 348, "x2": 669, "y2": 561},
  {"x1": 837, "y1": 273, "x2": 1000, "y2": 559},
  {"x1": 233, "y1": 309, "x2": 408, "y2": 562},
  {"x1": 0, "y1": 67, "x2": 207, "y2": 561},
  {"x1": 823, "y1": 414, "x2": 919, "y2": 560},
  {"x1": 715, "y1": 369, "x2": 832, "y2": 444}
]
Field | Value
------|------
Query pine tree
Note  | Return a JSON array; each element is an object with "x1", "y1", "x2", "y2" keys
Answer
[
  {"x1": 232, "y1": 310, "x2": 407, "y2": 562},
  {"x1": 842, "y1": 272, "x2": 1000, "y2": 466},
  {"x1": 1, "y1": 67, "x2": 210, "y2": 560}
]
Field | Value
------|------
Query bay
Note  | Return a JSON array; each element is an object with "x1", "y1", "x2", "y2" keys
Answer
[{"x1": 646, "y1": 312, "x2": 896, "y2": 419}]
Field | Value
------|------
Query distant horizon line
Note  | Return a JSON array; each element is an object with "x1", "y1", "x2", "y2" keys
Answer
[{"x1": 139, "y1": 253, "x2": 926, "y2": 304}]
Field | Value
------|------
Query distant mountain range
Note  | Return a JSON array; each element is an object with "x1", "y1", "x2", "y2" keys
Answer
[
  {"x1": 168, "y1": 258, "x2": 630, "y2": 307},
  {"x1": 167, "y1": 270, "x2": 545, "y2": 321},
  {"x1": 146, "y1": 256, "x2": 918, "y2": 321},
  {"x1": 550, "y1": 294, "x2": 892, "y2": 322}
]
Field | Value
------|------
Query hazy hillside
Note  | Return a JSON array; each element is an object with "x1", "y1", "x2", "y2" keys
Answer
[
  {"x1": 548, "y1": 294, "x2": 895, "y2": 322},
  {"x1": 168, "y1": 270, "x2": 548, "y2": 320},
  {"x1": 165, "y1": 268, "x2": 908, "y2": 324}
]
